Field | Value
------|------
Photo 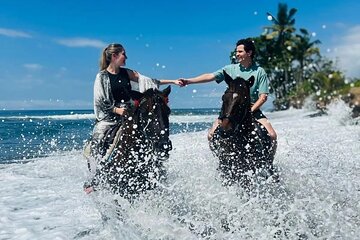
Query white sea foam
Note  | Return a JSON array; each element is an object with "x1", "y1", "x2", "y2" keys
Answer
[
  {"x1": 0, "y1": 113, "x2": 95, "y2": 121},
  {"x1": 1, "y1": 113, "x2": 218, "y2": 123},
  {"x1": 170, "y1": 114, "x2": 217, "y2": 124},
  {"x1": 0, "y1": 105, "x2": 359, "y2": 239}
]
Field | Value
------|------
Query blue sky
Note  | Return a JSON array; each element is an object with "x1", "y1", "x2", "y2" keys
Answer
[{"x1": 1, "y1": 0, "x2": 359, "y2": 110}]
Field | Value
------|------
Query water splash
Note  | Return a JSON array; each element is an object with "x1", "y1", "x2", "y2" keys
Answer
[{"x1": 0, "y1": 108, "x2": 359, "y2": 239}]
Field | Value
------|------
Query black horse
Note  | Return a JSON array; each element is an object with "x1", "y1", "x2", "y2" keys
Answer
[
  {"x1": 92, "y1": 86, "x2": 172, "y2": 199},
  {"x1": 209, "y1": 71, "x2": 276, "y2": 187}
]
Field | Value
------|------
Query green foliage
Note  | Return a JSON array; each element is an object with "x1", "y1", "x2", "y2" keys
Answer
[
  {"x1": 229, "y1": 49, "x2": 236, "y2": 64},
  {"x1": 231, "y1": 3, "x2": 356, "y2": 110}
]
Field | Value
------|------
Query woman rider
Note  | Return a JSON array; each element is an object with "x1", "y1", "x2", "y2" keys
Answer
[{"x1": 84, "y1": 43, "x2": 182, "y2": 194}]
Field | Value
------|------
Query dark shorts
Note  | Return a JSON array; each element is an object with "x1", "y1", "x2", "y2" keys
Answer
[
  {"x1": 217, "y1": 109, "x2": 267, "y2": 121},
  {"x1": 253, "y1": 109, "x2": 267, "y2": 120}
]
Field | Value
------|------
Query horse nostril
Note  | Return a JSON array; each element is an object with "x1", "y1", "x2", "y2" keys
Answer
[{"x1": 220, "y1": 120, "x2": 232, "y2": 132}]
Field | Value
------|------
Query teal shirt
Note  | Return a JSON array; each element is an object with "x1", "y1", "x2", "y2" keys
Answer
[{"x1": 213, "y1": 63, "x2": 269, "y2": 103}]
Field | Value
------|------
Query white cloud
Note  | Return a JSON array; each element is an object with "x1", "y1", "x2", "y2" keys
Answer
[
  {"x1": 55, "y1": 37, "x2": 106, "y2": 48},
  {"x1": 331, "y1": 25, "x2": 360, "y2": 78},
  {"x1": 23, "y1": 63, "x2": 43, "y2": 71},
  {"x1": 55, "y1": 67, "x2": 68, "y2": 78},
  {"x1": 0, "y1": 28, "x2": 32, "y2": 38}
]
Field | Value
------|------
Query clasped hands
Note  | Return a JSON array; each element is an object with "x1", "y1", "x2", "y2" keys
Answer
[{"x1": 173, "y1": 79, "x2": 189, "y2": 87}]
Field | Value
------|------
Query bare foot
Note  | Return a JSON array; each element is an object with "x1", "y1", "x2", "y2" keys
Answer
[{"x1": 84, "y1": 186, "x2": 94, "y2": 194}]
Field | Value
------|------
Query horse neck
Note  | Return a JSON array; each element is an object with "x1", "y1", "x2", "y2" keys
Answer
[
  {"x1": 234, "y1": 103, "x2": 254, "y2": 135},
  {"x1": 121, "y1": 110, "x2": 141, "y2": 136}
]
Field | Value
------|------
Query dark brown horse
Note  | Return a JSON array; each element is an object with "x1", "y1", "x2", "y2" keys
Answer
[
  {"x1": 92, "y1": 86, "x2": 172, "y2": 199},
  {"x1": 209, "y1": 71, "x2": 276, "y2": 187}
]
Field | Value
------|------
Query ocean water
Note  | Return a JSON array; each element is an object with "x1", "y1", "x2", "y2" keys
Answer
[
  {"x1": 0, "y1": 109, "x2": 218, "y2": 163},
  {"x1": 0, "y1": 102, "x2": 359, "y2": 239}
]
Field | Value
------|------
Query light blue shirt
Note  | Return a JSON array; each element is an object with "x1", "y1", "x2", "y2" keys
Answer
[{"x1": 213, "y1": 63, "x2": 269, "y2": 103}]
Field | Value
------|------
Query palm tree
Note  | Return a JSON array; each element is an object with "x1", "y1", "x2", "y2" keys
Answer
[
  {"x1": 265, "y1": 3, "x2": 297, "y2": 48},
  {"x1": 290, "y1": 28, "x2": 321, "y2": 84},
  {"x1": 231, "y1": 3, "x2": 345, "y2": 110},
  {"x1": 263, "y1": 3, "x2": 298, "y2": 107}
]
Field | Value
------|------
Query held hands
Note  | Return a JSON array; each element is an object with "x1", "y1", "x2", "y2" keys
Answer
[
  {"x1": 162, "y1": 79, "x2": 189, "y2": 87},
  {"x1": 172, "y1": 79, "x2": 184, "y2": 86},
  {"x1": 176, "y1": 78, "x2": 189, "y2": 87},
  {"x1": 180, "y1": 79, "x2": 189, "y2": 87},
  {"x1": 160, "y1": 79, "x2": 188, "y2": 86}
]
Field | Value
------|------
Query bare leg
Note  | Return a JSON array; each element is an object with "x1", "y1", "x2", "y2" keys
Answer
[
  {"x1": 208, "y1": 118, "x2": 221, "y2": 140},
  {"x1": 256, "y1": 118, "x2": 277, "y2": 141},
  {"x1": 257, "y1": 117, "x2": 278, "y2": 158}
]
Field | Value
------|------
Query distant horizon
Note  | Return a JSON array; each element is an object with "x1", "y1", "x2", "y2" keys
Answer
[{"x1": 0, "y1": 107, "x2": 222, "y2": 111}]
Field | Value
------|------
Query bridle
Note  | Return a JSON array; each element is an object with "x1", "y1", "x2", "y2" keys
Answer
[
  {"x1": 136, "y1": 93, "x2": 170, "y2": 138},
  {"x1": 220, "y1": 89, "x2": 250, "y2": 131}
]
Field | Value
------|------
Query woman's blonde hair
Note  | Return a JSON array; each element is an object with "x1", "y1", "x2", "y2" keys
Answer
[{"x1": 99, "y1": 43, "x2": 124, "y2": 70}]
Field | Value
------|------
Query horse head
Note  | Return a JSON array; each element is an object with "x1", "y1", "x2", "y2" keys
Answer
[
  {"x1": 135, "y1": 86, "x2": 172, "y2": 159},
  {"x1": 218, "y1": 70, "x2": 254, "y2": 134}
]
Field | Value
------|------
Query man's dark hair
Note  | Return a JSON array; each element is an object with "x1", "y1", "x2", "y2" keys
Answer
[{"x1": 236, "y1": 38, "x2": 256, "y2": 59}]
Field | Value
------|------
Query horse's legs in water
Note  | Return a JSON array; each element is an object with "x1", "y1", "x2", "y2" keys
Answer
[{"x1": 208, "y1": 118, "x2": 221, "y2": 140}]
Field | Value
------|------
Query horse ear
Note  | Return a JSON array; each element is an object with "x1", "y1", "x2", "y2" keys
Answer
[
  {"x1": 162, "y1": 85, "x2": 171, "y2": 97},
  {"x1": 223, "y1": 70, "x2": 232, "y2": 85},
  {"x1": 246, "y1": 76, "x2": 255, "y2": 88},
  {"x1": 142, "y1": 88, "x2": 154, "y2": 97},
  {"x1": 130, "y1": 90, "x2": 143, "y2": 100}
]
